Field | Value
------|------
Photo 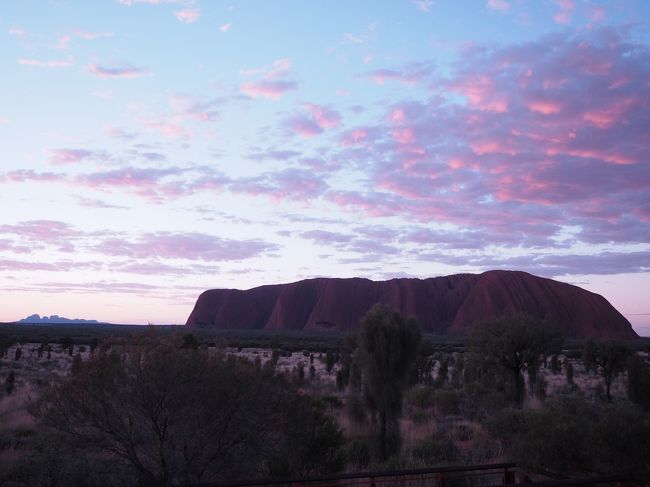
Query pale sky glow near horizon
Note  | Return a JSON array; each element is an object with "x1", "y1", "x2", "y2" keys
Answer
[{"x1": 1, "y1": 0, "x2": 649, "y2": 332}]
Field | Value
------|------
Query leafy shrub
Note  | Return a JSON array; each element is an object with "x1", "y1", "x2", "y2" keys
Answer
[
  {"x1": 347, "y1": 437, "x2": 372, "y2": 470},
  {"x1": 412, "y1": 434, "x2": 457, "y2": 464},
  {"x1": 406, "y1": 386, "x2": 436, "y2": 409},
  {"x1": 488, "y1": 395, "x2": 650, "y2": 476},
  {"x1": 453, "y1": 423, "x2": 474, "y2": 442},
  {"x1": 433, "y1": 390, "x2": 461, "y2": 415},
  {"x1": 627, "y1": 353, "x2": 650, "y2": 411},
  {"x1": 31, "y1": 336, "x2": 346, "y2": 484}
]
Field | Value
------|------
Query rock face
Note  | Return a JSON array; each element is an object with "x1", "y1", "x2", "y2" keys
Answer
[{"x1": 185, "y1": 270, "x2": 638, "y2": 339}]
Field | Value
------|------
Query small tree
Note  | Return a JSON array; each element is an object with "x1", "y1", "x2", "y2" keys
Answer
[
  {"x1": 325, "y1": 349, "x2": 336, "y2": 374},
  {"x1": 550, "y1": 355, "x2": 561, "y2": 374},
  {"x1": 180, "y1": 333, "x2": 199, "y2": 349},
  {"x1": 583, "y1": 340, "x2": 631, "y2": 401},
  {"x1": 469, "y1": 314, "x2": 563, "y2": 407},
  {"x1": 356, "y1": 304, "x2": 421, "y2": 460},
  {"x1": 71, "y1": 353, "x2": 83, "y2": 375},
  {"x1": 565, "y1": 359, "x2": 575, "y2": 386},
  {"x1": 0, "y1": 336, "x2": 14, "y2": 358},
  {"x1": 5, "y1": 370, "x2": 15, "y2": 395},
  {"x1": 627, "y1": 353, "x2": 650, "y2": 411}
]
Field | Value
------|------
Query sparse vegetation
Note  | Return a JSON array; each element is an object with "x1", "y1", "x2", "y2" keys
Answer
[{"x1": 0, "y1": 319, "x2": 648, "y2": 485}]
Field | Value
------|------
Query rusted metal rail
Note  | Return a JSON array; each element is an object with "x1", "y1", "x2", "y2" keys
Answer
[
  {"x1": 197, "y1": 463, "x2": 649, "y2": 487},
  {"x1": 199, "y1": 462, "x2": 518, "y2": 487}
]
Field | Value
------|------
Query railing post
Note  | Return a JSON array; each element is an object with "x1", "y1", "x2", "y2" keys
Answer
[
  {"x1": 504, "y1": 467, "x2": 515, "y2": 484},
  {"x1": 369, "y1": 476, "x2": 376, "y2": 487},
  {"x1": 437, "y1": 472, "x2": 446, "y2": 487}
]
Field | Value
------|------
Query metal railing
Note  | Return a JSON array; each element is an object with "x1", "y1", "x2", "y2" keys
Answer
[{"x1": 199, "y1": 462, "x2": 518, "y2": 487}]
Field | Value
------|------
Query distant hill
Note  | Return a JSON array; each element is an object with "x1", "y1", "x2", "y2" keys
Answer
[
  {"x1": 17, "y1": 314, "x2": 100, "y2": 325},
  {"x1": 186, "y1": 270, "x2": 639, "y2": 340}
]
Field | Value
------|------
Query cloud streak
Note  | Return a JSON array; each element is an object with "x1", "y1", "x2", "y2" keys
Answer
[{"x1": 87, "y1": 64, "x2": 148, "y2": 79}]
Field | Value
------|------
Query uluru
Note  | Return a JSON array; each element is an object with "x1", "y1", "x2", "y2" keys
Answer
[{"x1": 185, "y1": 270, "x2": 638, "y2": 339}]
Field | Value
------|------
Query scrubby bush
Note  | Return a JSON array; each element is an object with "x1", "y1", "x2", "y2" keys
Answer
[
  {"x1": 346, "y1": 437, "x2": 372, "y2": 470},
  {"x1": 488, "y1": 395, "x2": 650, "y2": 476},
  {"x1": 627, "y1": 353, "x2": 650, "y2": 411},
  {"x1": 5, "y1": 370, "x2": 15, "y2": 395},
  {"x1": 412, "y1": 433, "x2": 457, "y2": 465},
  {"x1": 30, "y1": 336, "x2": 346, "y2": 485}
]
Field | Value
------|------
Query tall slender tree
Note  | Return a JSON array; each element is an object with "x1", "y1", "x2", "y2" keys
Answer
[{"x1": 357, "y1": 304, "x2": 421, "y2": 460}]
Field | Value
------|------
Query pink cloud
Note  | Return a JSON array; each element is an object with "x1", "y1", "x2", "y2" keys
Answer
[
  {"x1": 75, "y1": 196, "x2": 127, "y2": 209},
  {"x1": 412, "y1": 0, "x2": 433, "y2": 12},
  {"x1": 449, "y1": 74, "x2": 508, "y2": 112},
  {"x1": 8, "y1": 27, "x2": 25, "y2": 38},
  {"x1": 48, "y1": 148, "x2": 109, "y2": 165},
  {"x1": 288, "y1": 117, "x2": 322, "y2": 137},
  {"x1": 56, "y1": 35, "x2": 71, "y2": 49},
  {"x1": 230, "y1": 168, "x2": 328, "y2": 202},
  {"x1": 553, "y1": 0, "x2": 575, "y2": 24},
  {"x1": 341, "y1": 128, "x2": 369, "y2": 146},
  {"x1": 323, "y1": 28, "x2": 650, "y2": 250},
  {"x1": 287, "y1": 103, "x2": 342, "y2": 137},
  {"x1": 366, "y1": 61, "x2": 434, "y2": 86},
  {"x1": 241, "y1": 58, "x2": 292, "y2": 80},
  {"x1": 169, "y1": 94, "x2": 220, "y2": 122},
  {"x1": 144, "y1": 119, "x2": 190, "y2": 139},
  {"x1": 219, "y1": 23, "x2": 232, "y2": 32},
  {"x1": 240, "y1": 80, "x2": 297, "y2": 100},
  {"x1": 239, "y1": 59, "x2": 297, "y2": 99},
  {"x1": 87, "y1": 64, "x2": 148, "y2": 79},
  {"x1": 528, "y1": 100, "x2": 563, "y2": 115},
  {"x1": 392, "y1": 128, "x2": 416, "y2": 145},
  {"x1": 174, "y1": 8, "x2": 200, "y2": 23},
  {"x1": 307, "y1": 103, "x2": 341, "y2": 129},
  {"x1": 79, "y1": 167, "x2": 190, "y2": 201},
  {"x1": 487, "y1": 0, "x2": 511, "y2": 12},
  {"x1": 74, "y1": 30, "x2": 115, "y2": 40},
  {"x1": 95, "y1": 232, "x2": 276, "y2": 261},
  {"x1": 1, "y1": 170, "x2": 65, "y2": 184},
  {"x1": 588, "y1": 6, "x2": 606, "y2": 23},
  {"x1": 18, "y1": 58, "x2": 72, "y2": 68},
  {"x1": 0, "y1": 260, "x2": 76, "y2": 272},
  {"x1": 0, "y1": 220, "x2": 84, "y2": 253},
  {"x1": 117, "y1": 0, "x2": 182, "y2": 4}
]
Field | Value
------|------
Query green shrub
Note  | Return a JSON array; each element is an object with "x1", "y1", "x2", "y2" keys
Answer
[
  {"x1": 347, "y1": 438, "x2": 372, "y2": 470},
  {"x1": 412, "y1": 434, "x2": 457, "y2": 464},
  {"x1": 406, "y1": 386, "x2": 436, "y2": 409},
  {"x1": 453, "y1": 424, "x2": 474, "y2": 442}
]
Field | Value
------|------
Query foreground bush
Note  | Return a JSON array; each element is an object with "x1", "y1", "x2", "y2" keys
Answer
[
  {"x1": 488, "y1": 395, "x2": 650, "y2": 476},
  {"x1": 28, "y1": 337, "x2": 345, "y2": 486}
]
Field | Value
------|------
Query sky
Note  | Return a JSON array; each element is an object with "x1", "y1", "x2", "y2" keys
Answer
[{"x1": 0, "y1": 0, "x2": 649, "y2": 332}]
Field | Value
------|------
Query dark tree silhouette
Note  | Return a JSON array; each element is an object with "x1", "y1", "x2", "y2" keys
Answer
[
  {"x1": 583, "y1": 340, "x2": 631, "y2": 400},
  {"x1": 32, "y1": 336, "x2": 345, "y2": 486},
  {"x1": 357, "y1": 304, "x2": 421, "y2": 460},
  {"x1": 5, "y1": 370, "x2": 15, "y2": 395},
  {"x1": 469, "y1": 314, "x2": 563, "y2": 406},
  {"x1": 627, "y1": 353, "x2": 650, "y2": 411}
]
